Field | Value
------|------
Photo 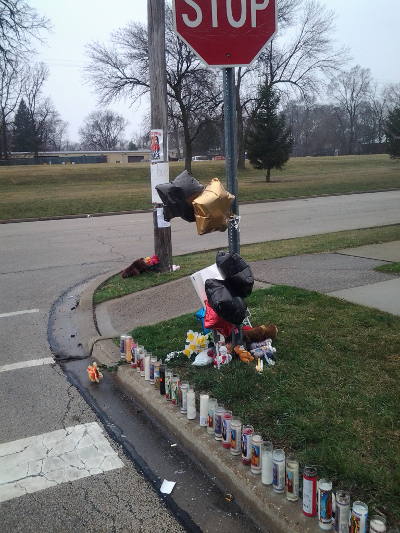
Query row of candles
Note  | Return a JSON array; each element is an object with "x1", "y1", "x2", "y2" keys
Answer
[{"x1": 120, "y1": 336, "x2": 397, "y2": 533}]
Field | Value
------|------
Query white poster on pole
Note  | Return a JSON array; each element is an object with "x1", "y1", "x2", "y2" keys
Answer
[
  {"x1": 151, "y1": 162, "x2": 169, "y2": 203},
  {"x1": 150, "y1": 129, "x2": 163, "y2": 162}
]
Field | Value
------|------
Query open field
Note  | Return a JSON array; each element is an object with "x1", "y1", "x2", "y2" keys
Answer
[
  {"x1": 1, "y1": 154, "x2": 399, "y2": 220},
  {"x1": 128, "y1": 286, "x2": 400, "y2": 527}
]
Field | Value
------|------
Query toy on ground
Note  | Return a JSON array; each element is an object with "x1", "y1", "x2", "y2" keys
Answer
[
  {"x1": 121, "y1": 258, "x2": 150, "y2": 278},
  {"x1": 213, "y1": 345, "x2": 232, "y2": 368},
  {"x1": 242, "y1": 323, "x2": 278, "y2": 344},
  {"x1": 234, "y1": 345, "x2": 254, "y2": 363}
]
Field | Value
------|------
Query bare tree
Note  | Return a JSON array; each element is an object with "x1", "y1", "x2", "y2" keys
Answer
[
  {"x1": 234, "y1": 0, "x2": 349, "y2": 169},
  {"x1": 329, "y1": 65, "x2": 372, "y2": 154},
  {"x1": 0, "y1": 57, "x2": 24, "y2": 158},
  {"x1": 84, "y1": 6, "x2": 221, "y2": 172},
  {"x1": 0, "y1": 0, "x2": 50, "y2": 64},
  {"x1": 79, "y1": 109, "x2": 129, "y2": 150}
]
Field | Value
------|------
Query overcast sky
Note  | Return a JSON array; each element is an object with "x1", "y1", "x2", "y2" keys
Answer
[{"x1": 32, "y1": 0, "x2": 400, "y2": 143}]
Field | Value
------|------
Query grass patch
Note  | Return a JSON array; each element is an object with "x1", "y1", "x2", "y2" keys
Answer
[
  {"x1": 128, "y1": 285, "x2": 400, "y2": 524},
  {"x1": 1, "y1": 154, "x2": 399, "y2": 220},
  {"x1": 93, "y1": 224, "x2": 400, "y2": 304},
  {"x1": 375, "y1": 262, "x2": 400, "y2": 275}
]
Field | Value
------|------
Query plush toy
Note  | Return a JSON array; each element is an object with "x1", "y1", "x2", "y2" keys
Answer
[
  {"x1": 87, "y1": 362, "x2": 103, "y2": 383},
  {"x1": 213, "y1": 345, "x2": 232, "y2": 368},
  {"x1": 121, "y1": 258, "x2": 149, "y2": 278},
  {"x1": 234, "y1": 345, "x2": 254, "y2": 363},
  {"x1": 242, "y1": 323, "x2": 278, "y2": 344}
]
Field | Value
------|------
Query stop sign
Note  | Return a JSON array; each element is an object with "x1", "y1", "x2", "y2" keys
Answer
[{"x1": 172, "y1": 0, "x2": 276, "y2": 67}]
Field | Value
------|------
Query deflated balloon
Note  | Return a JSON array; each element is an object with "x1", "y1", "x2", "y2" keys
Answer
[{"x1": 156, "y1": 170, "x2": 204, "y2": 222}]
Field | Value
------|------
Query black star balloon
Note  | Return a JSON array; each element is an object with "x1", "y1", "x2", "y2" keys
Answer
[{"x1": 156, "y1": 170, "x2": 204, "y2": 222}]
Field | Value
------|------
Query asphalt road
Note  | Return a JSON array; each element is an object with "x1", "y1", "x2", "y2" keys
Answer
[{"x1": 0, "y1": 190, "x2": 399, "y2": 532}]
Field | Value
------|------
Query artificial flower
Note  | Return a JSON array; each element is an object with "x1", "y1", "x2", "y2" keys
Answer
[{"x1": 87, "y1": 362, "x2": 103, "y2": 383}]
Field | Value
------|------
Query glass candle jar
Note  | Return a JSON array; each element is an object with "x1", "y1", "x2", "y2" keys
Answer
[
  {"x1": 149, "y1": 355, "x2": 157, "y2": 384},
  {"x1": 230, "y1": 417, "x2": 242, "y2": 456},
  {"x1": 222, "y1": 410, "x2": 232, "y2": 448},
  {"x1": 171, "y1": 375, "x2": 180, "y2": 406},
  {"x1": 186, "y1": 386, "x2": 196, "y2": 420},
  {"x1": 303, "y1": 466, "x2": 317, "y2": 516},
  {"x1": 159, "y1": 364, "x2": 166, "y2": 395},
  {"x1": 251, "y1": 434, "x2": 262, "y2": 474},
  {"x1": 154, "y1": 361, "x2": 161, "y2": 389},
  {"x1": 351, "y1": 502, "x2": 368, "y2": 533},
  {"x1": 335, "y1": 491, "x2": 350, "y2": 532},
  {"x1": 286, "y1": 454, "x2": 299, "y2": 501},
  {"x1": 207, "y1": 398, "x2": 217, "y2": 435},
  {"x1": 165, "y1": 368, "x2": 173, "y2": 400},
  {"x1": 136, "y1": 346, "x2": 144, "y2": 373},
  {"x1": 199, "y1": 394, "x2": 209, "y2": 426},
  {"x1": 144, "y1": 353, "x2": 151, "y2": 380},
  {"x1": 261, "y1": 441, "x2": 273, "y2": 485},
  {"x1": 241, "y1": 425, "x2": 254, "y2": 465},
  {"x1": 318, "y1": 479, "x2": 333, "y2": 531},
  {"x1": 214, "y1": 405, "x2": 225, "y2": 440},
  {"x1": 272, "y1": 449, "x2": 285, "y2": 493},
  {"x1": 180, "y1": 382, "x2": 189, "y2": 413}
]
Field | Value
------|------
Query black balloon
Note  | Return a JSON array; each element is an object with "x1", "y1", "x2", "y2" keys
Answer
[
  {"x1": 216, "y1": 251, "x2": 254, "y2": 298},
  {"x1": 205, "y1": 278, "x2": 247, "y2": 325},
  {"x1": 156, "y1": 170, "x2": 204, "y2": 222}
]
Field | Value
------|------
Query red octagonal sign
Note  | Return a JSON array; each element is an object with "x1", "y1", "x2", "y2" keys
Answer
[{"x1": 172, "y1": 0, "x2": 277, "y2": 68}]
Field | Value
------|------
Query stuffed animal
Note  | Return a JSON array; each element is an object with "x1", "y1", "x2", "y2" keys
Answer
[
  {"x1": 242, "y1": 323, "x2": 278, "y2": 344},
  {"x1": 121, "y1": 258, "x2": 149, "y2": 278},
  {"x1": 234, "y1": 345, "x2": 254, "y2": 363}
]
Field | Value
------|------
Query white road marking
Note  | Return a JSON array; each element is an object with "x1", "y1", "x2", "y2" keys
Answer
[
  {"x1": 0, "y1": 357, "x2": 55, "y2": 373},
  {"x1": 0, "y1": 309, "x2": 40, "y2": 319},
  {"x1": 0, "y1": 422, "x2": 124, "y2": 503}
]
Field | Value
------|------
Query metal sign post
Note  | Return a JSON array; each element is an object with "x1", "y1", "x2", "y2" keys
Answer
[{"x1": 223, "y1": 67, "x2": 239, "y2": 256}]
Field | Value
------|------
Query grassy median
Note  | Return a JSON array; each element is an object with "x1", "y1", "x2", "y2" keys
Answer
[
  {"x1": 1, "y1": 154, "x2": 399, "y2": 220},
  {"x1": 128, "y1": 285, "x2": 400, "y2": 526}
]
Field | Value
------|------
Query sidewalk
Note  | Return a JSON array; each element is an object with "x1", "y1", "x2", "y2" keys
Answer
[{"x1": 82, "y1": 241, "x2": 400, "y2": 533}]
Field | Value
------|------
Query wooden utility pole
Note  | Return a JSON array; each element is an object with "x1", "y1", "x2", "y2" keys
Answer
[{"x1": 148, "y1": 0, "x2": 172, "y2": 272}]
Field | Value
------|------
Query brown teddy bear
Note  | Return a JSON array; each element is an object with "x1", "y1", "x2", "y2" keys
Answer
[
  {"x1": 121, "y1": 258, "x2": 149, "y2": 278},
  {"x1": 242, "y1": 323, "x2": 278, "y2": 344}
]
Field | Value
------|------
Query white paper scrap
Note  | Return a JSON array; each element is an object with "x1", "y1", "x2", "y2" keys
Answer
[
  {"x1": 160, "y1": 479, "x2": 176, "y2": 494},
  {"x1": 157, "y1": 207, "x2": 171, "y2": 228}
]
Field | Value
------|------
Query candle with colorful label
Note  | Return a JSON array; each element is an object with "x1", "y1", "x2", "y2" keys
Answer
[
  {"x1": 241, "y1": 425, "x2": 254, "y2": 465},
  {"x1": 120, "y1": 335, "x2": 127, "y2": 359},
  {"x1": 171, "y1": 375, "x2": 180, "y2": 406},
  {"x1": 165, "y1": 368, "x2": 173, "y2": 400},
  {"x1": 149, "y1": 356, "x2": 157, "y2": 384},
  {"x1": 230, "y1": 417, "x2": 242, "y2": 456},
  {"x1": 351, "y1": 502, "x2": 368, "y2": 533},
  {"x1": 125, "y1": 335, "x2": 133, "y2": 362},
  {"x1": 261, "y1": 441, "x2": 273, "y2": 485},
  {"x1": 214, "y1": 405, "x2": 225, "y2": 440},
  {"x1": 318, "y1": 479, "x2": 333, "y2": 531},
  {"x1": 251, "y1": 434, "x2": 262, "y2": 474},
  {"x1": 137, "y1": 346, "x2": 144, "y2": 373},
  {"x1": 207, "y1": 398, "x2": 217, "y2": 435},
  {"x1": 154, "y1": 361, "x2": 161, "y2": 389},
  {"x1": 286, "y1": 454, "x2": 299, "y2": 501},
  {"x1": 131, "y1": 341, "x2": 138, "y2": 368},
  {"x1": 222, "y1": 410, "x2": 232, "y2": 449},
  {"x1": 335, "y1": 491, "x2": 350, "y2": 533},
  {"x1": 273, "y1": 449, "x2": 285, "y2": 493}
]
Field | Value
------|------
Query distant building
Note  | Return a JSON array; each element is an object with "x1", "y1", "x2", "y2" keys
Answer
[{"x1": 6, "y1": 150, "x2": 153, "y2": 165}]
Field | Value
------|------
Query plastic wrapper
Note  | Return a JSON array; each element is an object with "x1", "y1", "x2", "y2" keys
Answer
[
  {"x1": 216, "y1": 251, "x2": 254, "y2": 298},
  {"x1": 192, "y1": 178, "x2": 235, "y2": 235},
  {"x1": 205, "y1": 278, "x2": 247, "y2": 326},
  {"x1": 156, "y1": 170, "x2": 204, "y2": 222}
]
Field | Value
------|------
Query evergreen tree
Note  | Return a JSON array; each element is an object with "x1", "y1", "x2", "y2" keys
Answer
[
  {"x1": 385, "y1": 106, "x2": 400, "y2": 159},
  {"x1": 246, "y1": 85, "x2": 293, "y2": 182},
  {"x1": 12, "y1": 99, "x2": 35, "y2": 152}
]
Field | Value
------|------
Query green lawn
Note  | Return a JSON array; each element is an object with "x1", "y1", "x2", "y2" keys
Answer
[
  {"x1": 1, "y1": 154, "x2": 399, "y2": 220},
  {"x1": 127, "y1": 285, "x2": 400, "y2": 526}
]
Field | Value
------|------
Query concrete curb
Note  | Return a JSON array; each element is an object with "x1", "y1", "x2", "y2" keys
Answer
[{"x1": 80, "y1": 275, "x2": 322, "y2": 533}]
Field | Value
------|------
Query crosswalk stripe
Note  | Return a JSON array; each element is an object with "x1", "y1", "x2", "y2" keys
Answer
[
  {"x1": 0, "y1": 309, "x2": 40, "y2": 319},
  {"x1": 0, "y1": 357, "x2": 54, "y2": 373},
  {"x1": 0, "y1": 422, "x2": 124, "y2": 502}
]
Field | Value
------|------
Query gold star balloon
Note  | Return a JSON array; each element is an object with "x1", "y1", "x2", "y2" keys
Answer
[{"x1": 192, "y1": 178, "x2": 235, "y2": 235}]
